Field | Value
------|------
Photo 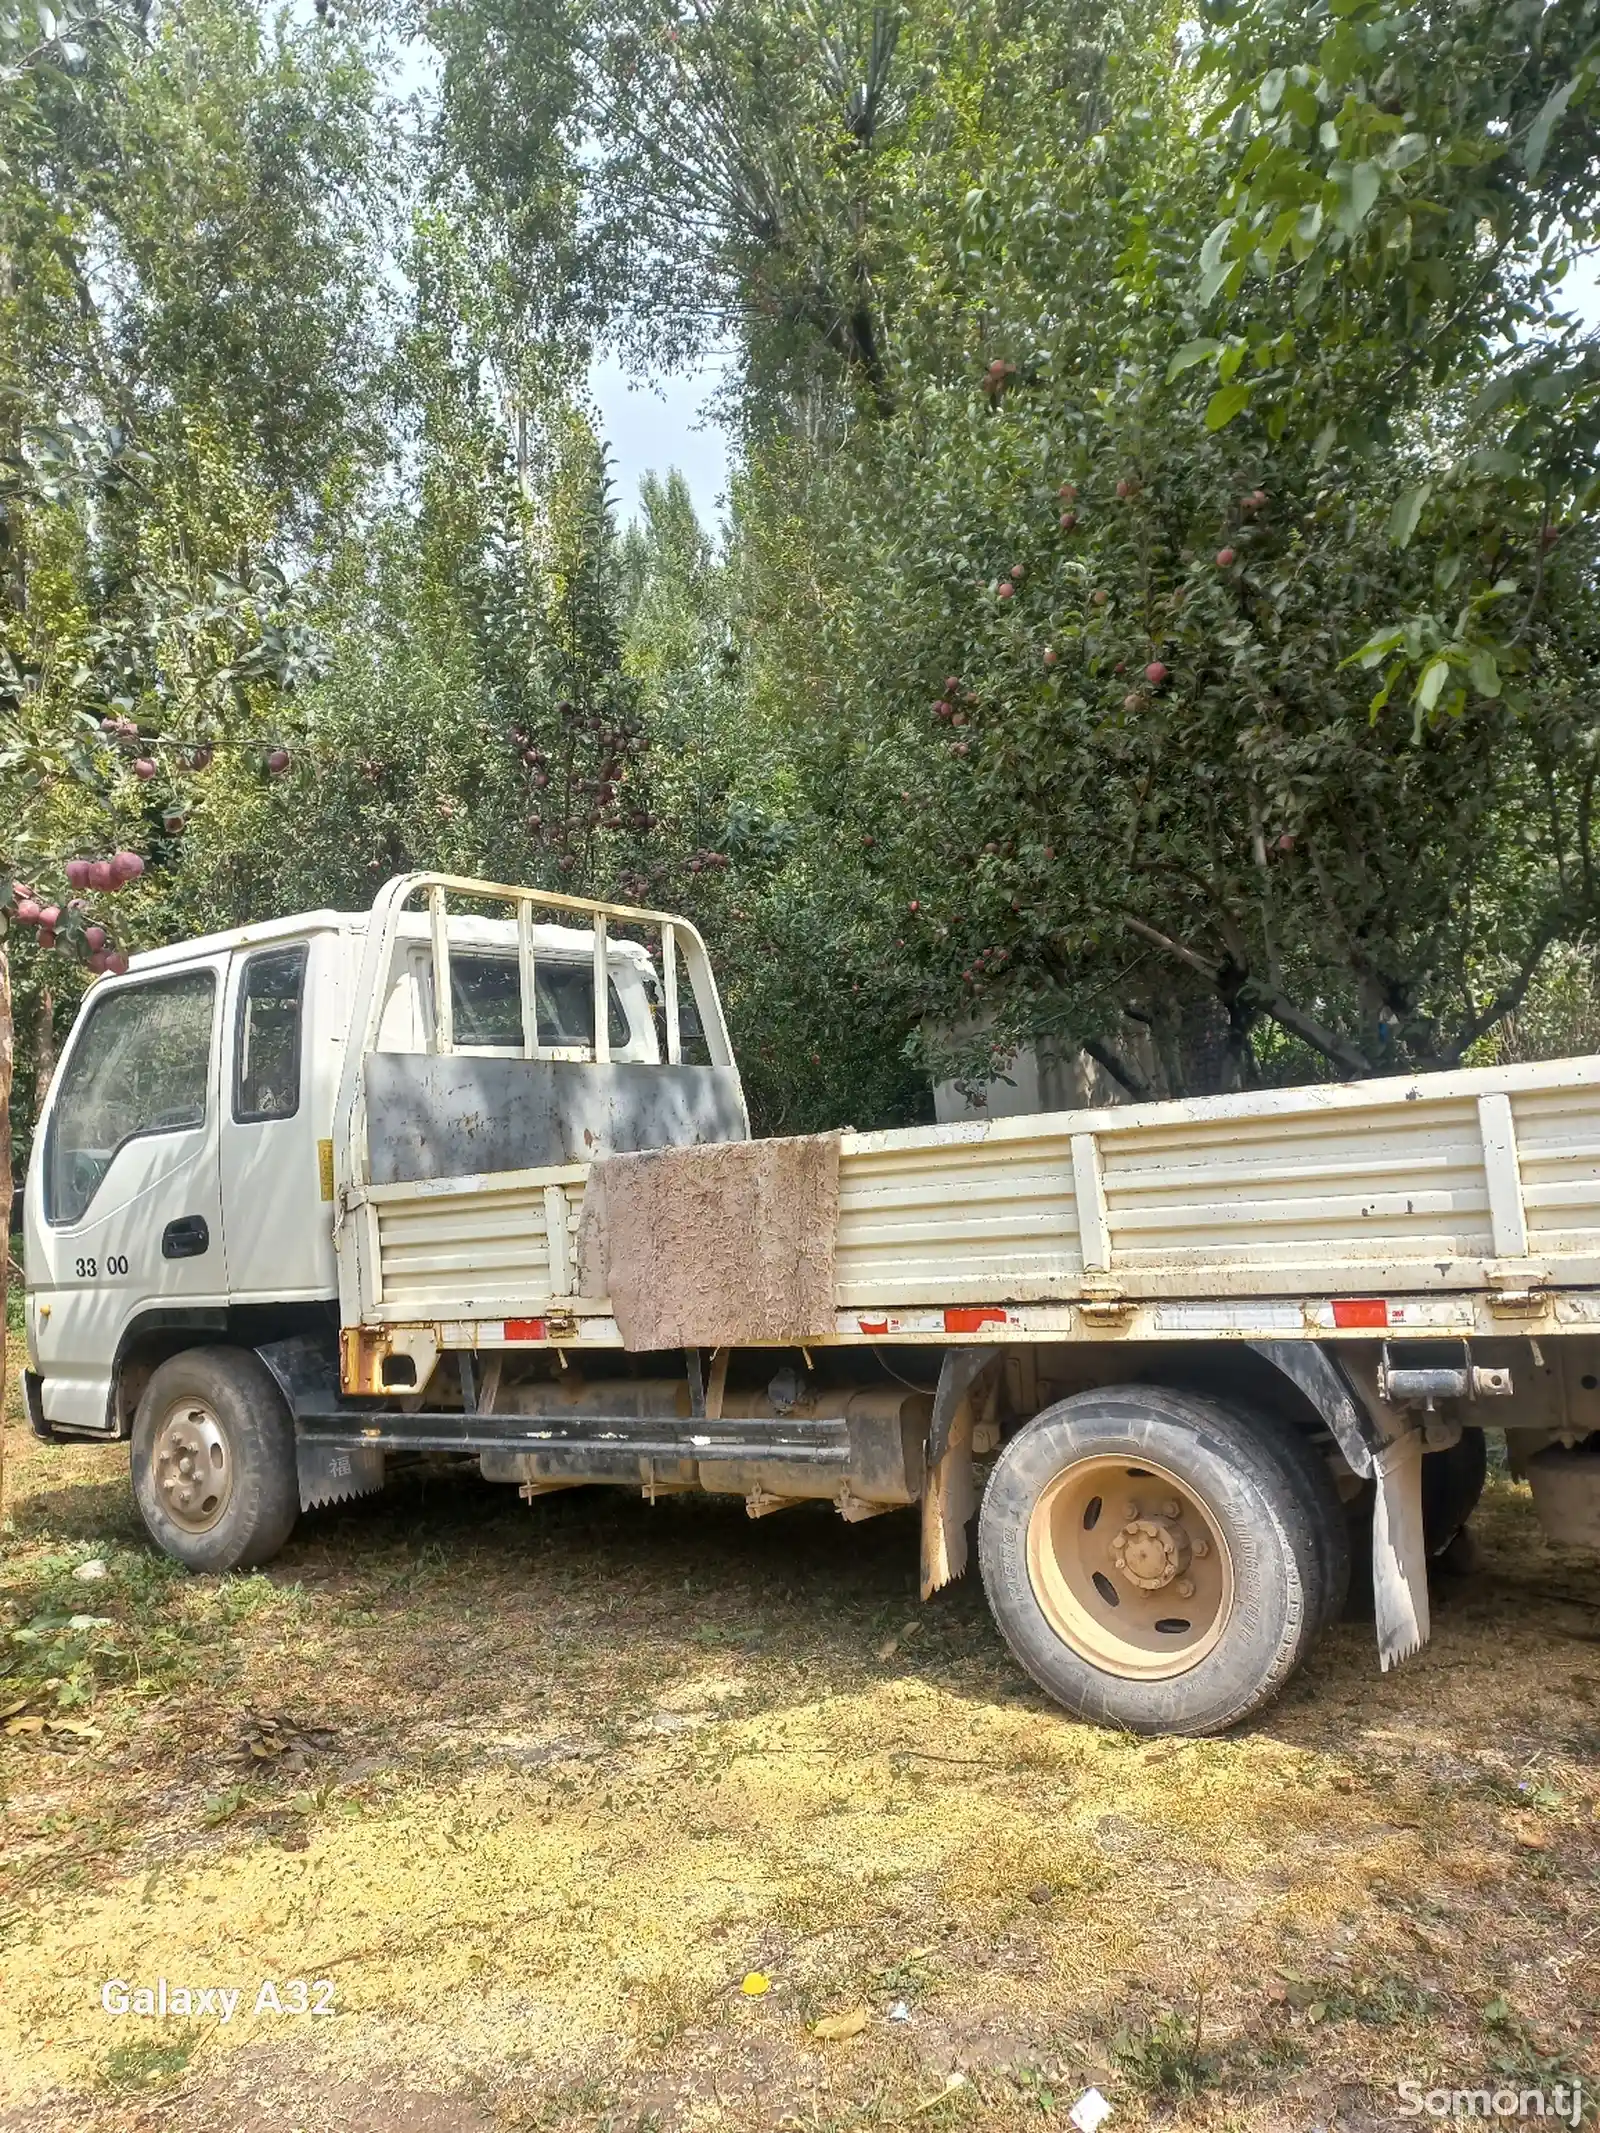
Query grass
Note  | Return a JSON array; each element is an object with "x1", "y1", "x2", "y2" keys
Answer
[{"x1": 1, "y1": 1405, "x2": 1598, "y2": 2133}]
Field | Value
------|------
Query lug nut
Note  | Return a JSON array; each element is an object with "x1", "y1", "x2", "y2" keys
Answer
[
  {"x1": 1192, "y1": 1537, "x2": 1210, "y2": 1559},
  {"x1": 1163, "y1": 1498, "x2": 1181, "y2": 1519},
  {"x1": 1176, "y1": 1578, "x2": 1195, "y2": 1599},
  {"x1": 1124, "y1": 1498, "x2": 1141, "y2": 1520}
]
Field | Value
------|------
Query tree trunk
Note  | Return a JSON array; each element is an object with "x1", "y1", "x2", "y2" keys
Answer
[{"x1": 34, "y1": 983, "x2": 54, "y2": 1111}]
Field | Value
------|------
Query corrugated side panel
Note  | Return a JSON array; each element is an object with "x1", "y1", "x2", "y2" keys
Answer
[
  {"x1": 835, "y1": 1128, "x2": 1084, "y2": 1306},
  {"x1": 376, "y1": 1182, "x2": 564, "y2": 1312},
  {"x1": 1513, "y1": 1081, "x2": 1600, "y2": 1252},
  {"x1": 1099, "y1": 1095, "x2": 1492, "y2": 1272}
]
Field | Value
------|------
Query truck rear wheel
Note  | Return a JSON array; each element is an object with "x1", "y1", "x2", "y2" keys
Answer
[
  {"x1": 977, "y1": 1386, "x2": 1335, "y2": 1735},
  {"x1": 131, "y1": 1347, "x2": 299, "y2": 1573}
]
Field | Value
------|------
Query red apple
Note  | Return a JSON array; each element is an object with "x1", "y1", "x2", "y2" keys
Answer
[
  {"x1": 1115, "y1": 479, "x2": 1132, "y2": 499},
  {"x1": 65, "y1": 858, "x2": 90, "y2": 889},
  {"x1": 87, "y1": 951, "x2": 109, "y2": 975},
  {"x1": 1010, "y1": 563, "x2": 1025, "y2": 579},
  {"x1": 38, "y1": 904, "x2": 60, "y2": 929},
  {"x1": 108, "y1": 950, "x2": 129, "y2": 975},
  {"x1": 266, "y1": 747, "x2": 290, "y2": 775},
  {"x1": 1058, "y1": 482, "x2": 1077, "y2": 500},
  {"x1": 1059, "y1": 511, "x2": 1077, "y2": 531},
  {"x1": 133, "y1": 757, "x2": 157, "y2": 779},
  {"x1": 88, "y1": 860, "x2": 114, "y2": 892},
  {"x1": 38, "y1": 927, "x2": 56, "y2": 948},
  {"x1": 1043, "y1": 647, "x2": 1058, "y2": 666},
  {"x1": 908, "y1": 900, "x2": 920, "y2": 913},
  {"x1": 84, "y1": 924, "x2": 106, "y2": 951},
  {"x1": 1122, "y1": 691, "x2": 1142, "y2": 712},
  {"x1": 945, "y1": 675, "x2": 961, "y2": 692},
  {"x1": 997, "y1": 582, "x2": 1015, "y2": 601},
  {"x1": 162, "y1": 809, "x2": 186, "y2": 834},
  {"x1": 1145, "y1": 660, "x2": 1169, "y2": 685},
  {"x1": 112, "y1": 849, "x2": 144, "y2": 881},
  {"x1": 15, "y1": 899, "x2": 40, "y2": 925},
  {"x1": 1091, "y1": 588, "x2": 1109, "y2": 606},
  {"x1": 1216, "y1": 547, "x2": 1236, "y2": 567},
  {"x1": 188, "y1": 744, "x2": 214, "y2": 771}
]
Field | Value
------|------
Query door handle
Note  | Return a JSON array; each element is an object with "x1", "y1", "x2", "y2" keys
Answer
[{"x1": 161, "y1": 1215, "x2": 210, "y2": 1260}]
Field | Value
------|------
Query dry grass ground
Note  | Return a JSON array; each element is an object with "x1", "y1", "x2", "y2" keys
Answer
[{"x1": 1, "y1": 1402, "x2": 1597, "y2": 2133}]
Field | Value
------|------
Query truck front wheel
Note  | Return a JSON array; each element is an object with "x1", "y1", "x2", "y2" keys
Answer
[
  {"x1": 977, "y1": 1386, "x2": 1335, "y2": 1735},
  {"x1": 131, "y1": 1347, "x2": 299, "y2": 1573}
]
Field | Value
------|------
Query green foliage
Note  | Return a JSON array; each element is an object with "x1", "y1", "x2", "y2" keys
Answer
[{"x1": 7, "y1": 0, "x2": 1600, "y2": 1134}]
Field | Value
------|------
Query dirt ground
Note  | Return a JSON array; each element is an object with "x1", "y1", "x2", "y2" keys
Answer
[{"x1": 1, "y1": 1403, "x2": 1597, "y2": 2133}]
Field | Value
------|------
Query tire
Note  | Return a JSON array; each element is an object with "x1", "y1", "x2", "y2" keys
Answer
[
  {"x1": 977, "y1": 1385, "x2": 1336, "y2": 1735},
  {"x1": 1233, "y1": 1400, "x2": 1352, "y2": 1630},
  {"x1": 1422, "y1": 1425, "x2": 1487, "y2": 1555},
  {"x1": 131, "y1": 1346, "x2": 299, "y2": 1573}
]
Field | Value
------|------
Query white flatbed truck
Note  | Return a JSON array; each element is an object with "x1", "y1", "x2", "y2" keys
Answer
[{"x1": 22, "y1": 872, "x2": 1600, "y2": 1734}]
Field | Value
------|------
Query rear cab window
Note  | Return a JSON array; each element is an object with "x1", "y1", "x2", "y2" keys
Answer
[
  {"x1": 46, "y1": 971, "x2": 217, "y2": 1224},
  {"x1": 234, "y1": 945, "x2": 308, "y2": 1121},
  {"x1": 439, "y1": 952, "x2": 634, "y2": 1053}
]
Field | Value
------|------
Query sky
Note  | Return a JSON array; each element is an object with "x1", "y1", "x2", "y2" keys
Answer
[{"x1": 588, "y1": 351, "x2": 735, "y2": 532}]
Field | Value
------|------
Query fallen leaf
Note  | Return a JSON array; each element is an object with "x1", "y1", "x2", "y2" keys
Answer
[
  {"x1": 741, "y1": 1972, "x2": 771, "y2": 1997},
  {"x1": 813, "y1": 2006, "x2": 869, "y2": 2041},
  {"x1": 5, "y1": 1716, "x2": 46, "y2": 1736},
  {"x1": 913, "y1": 2073, "x2": 967, "y2": 2113}
]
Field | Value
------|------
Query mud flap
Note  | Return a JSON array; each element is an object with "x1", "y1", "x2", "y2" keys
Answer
[
  {"x1": 297, "y1": 1440, "x2": 386, "y2": 1512},
  {"x1": 1372, "y1": 1430, "x2": 1430, "y2": 1670},
  {"x1": 920, "y1": 1346, "x2": 1001, "y2": 1601}
]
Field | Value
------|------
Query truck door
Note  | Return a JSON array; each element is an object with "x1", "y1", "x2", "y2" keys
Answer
[
  {"x1": 26, "y1": 961, "x2": 229, "y2": 1433},
  {"x1": 220, "y1": 939, "x2": 330, "y2": 1300}
]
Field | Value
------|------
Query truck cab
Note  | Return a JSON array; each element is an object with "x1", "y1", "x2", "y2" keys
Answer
[{"x1": 22, "y1": 897, "x2": 682, "y2": 1441}]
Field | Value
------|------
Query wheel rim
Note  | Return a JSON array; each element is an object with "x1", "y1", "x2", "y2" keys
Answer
[
  {"x1": 152, "y1": 1400, "x2": 233, "y2": 1533},
  {"x1": 1025, "y1": 1452, "x2": 1235, "y2": 1680}
]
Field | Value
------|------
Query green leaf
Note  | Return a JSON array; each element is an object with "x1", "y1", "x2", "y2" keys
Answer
[
  {"x1": 1258, "y1": 68, "x2": 1287, "y2": 114},
  {"x1": 1384, "y1": 133, "x2": 1428, "y2": 172},
  {"x1": 1525, "y1": 76, "x2": 1579, "y2": 179},
  {"x1": 1348, "y1": 626, "x2": 1404, "y2": 670},
  {"x1": 1165, "y1": 339, "x2": 1222, "y2": 382},
  {"x1": 1199, "y1": 219, "x2": 1234, "y2": 275},
  {"x1": 1346, "y1": 160, "x2": 1381, "y2": 229},
  {"x1": 1388, "y1": 482, "x2": 1430, "y2": 549},
  {"x1": 1203, "y1": 382, "x2": 1252, "y2": 430},
  {"x1": 1468, "y1": 648, "x2": 1501, "y2": 698},
  {"x1": 1416, "y1": 656, "x2": 1451, "y2": 712}
]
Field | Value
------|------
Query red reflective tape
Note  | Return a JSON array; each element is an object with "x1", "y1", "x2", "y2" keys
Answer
[
  {"x1": 1331, "y1": 1298, "x2": 1388, "y2": 1329},
  {"x1": 858, "y1": 1319, "x2": 890, "y2": 1335},
  {"x1": 945, "y1": 1307, "x2": 1008, "y2": 1333},
  {"x1": 504, "y1": 1317, "x2": 548, "y2": 1341}
]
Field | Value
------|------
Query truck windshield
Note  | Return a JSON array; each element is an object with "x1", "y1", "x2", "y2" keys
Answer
[
  {"x1": 46, "y1": 971, "x2": 216, "y2": 1225},
  {"x1": 449, "y1": 953, "x2": 630, "y2": 1050}
]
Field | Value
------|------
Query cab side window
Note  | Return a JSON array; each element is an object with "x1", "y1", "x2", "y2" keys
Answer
[
  {"x1": 46, "y1": 972, "x2": 216, "y2": 1225},
  {"x1": 233, "y1": 946, "x2": 308, "y2": 1122}
]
